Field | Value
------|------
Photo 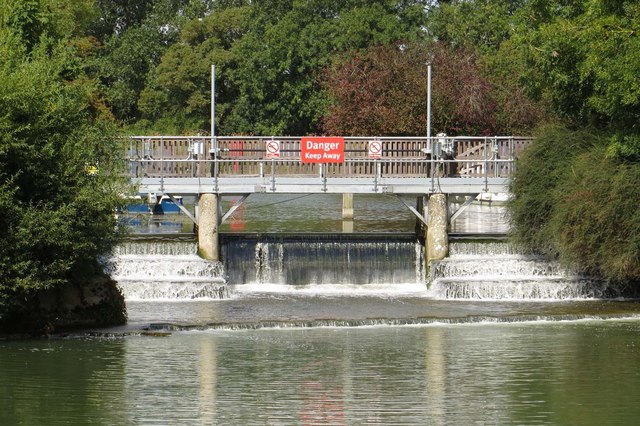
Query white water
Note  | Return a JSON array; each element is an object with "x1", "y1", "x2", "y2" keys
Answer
[
  {"x1": 429, "y1": 241, "x2": 611, "y2": 300},
  {"x1": 110, "y1": 240, "x2": 226, "y2": 301},
  {"x1": 110, "y1": 237, "x2": 618, "y2": 302}
]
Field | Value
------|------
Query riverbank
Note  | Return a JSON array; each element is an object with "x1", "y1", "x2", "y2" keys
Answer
[{"x1": 0, "y1": 275, "x2": 126, "y2": 337}]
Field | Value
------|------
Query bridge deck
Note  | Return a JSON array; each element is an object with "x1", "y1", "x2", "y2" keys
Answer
[{"x1": 127, "y1": 136, "x2": 531, "y2": 195}]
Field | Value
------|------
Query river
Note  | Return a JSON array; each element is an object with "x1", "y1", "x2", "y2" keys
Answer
[{"x1": 3, "y1": 194, "x2": 640, "y2": 424}]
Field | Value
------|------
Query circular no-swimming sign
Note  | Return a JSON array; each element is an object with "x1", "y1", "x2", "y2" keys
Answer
[
  {"x1": 368, "y1": 140, "x2": 382, "y2": 158},
  {"x1": 266, "y1": 140, "x2": 281, "y2": 158}
]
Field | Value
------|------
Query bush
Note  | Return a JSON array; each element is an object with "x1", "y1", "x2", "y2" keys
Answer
[
  {"x1": 0, "y1": 40, "x2": 128, "y2": 333},
  {"x1": 509, "y1": 125, "x2": 640, "y2": 283}
]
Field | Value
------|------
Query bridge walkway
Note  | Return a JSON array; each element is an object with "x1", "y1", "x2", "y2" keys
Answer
[{"x1": 127, "y1": 136, "x2": 532, "y2": 196}]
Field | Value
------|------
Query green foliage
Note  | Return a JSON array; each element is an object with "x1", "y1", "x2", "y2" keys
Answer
[
  {"x1": 224, "y1": 0, "x2": 429, "y2": 135},
  {"x1": 606, "y1": 134, "x2": 640, "y2": 162},
  {"x1": 0, "y1": 34, "x2": 128, "y2": 330},
  {"x1": 509, "y1": 126, "x2": 597, "y2": 254},
  {"x1": 553, "y1": 146, "x2": 640, "y2": 280},
  {"x1": 94, "y1": 0, "x2": 194, "y2": 122},
  {"x1": 523, "y1": 0, "x2": 640, "y2": 131},
  {"x1": 509, "y1": 126, "x2": 640, "y2": 282},
  {"x1": 138, "y1": 6, "x2": 251, "y2": 134},
  {"x1": 134, "y1": 1, "x2": 430, "y2": 134},
  {"x1": 0, "y1": 0, "x2": 96, "y2": 50},
  {"x1": 426, "y1": 0, "x2": 516, "y2": 51}
]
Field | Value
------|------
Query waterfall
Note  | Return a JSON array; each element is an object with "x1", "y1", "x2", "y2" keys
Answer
[
  {"x1": 429, "y1": 241, "x2": 615, "y2": 300},
  {"x1": 221, "y1": 233, "x2": 426, "y2": 295},
  {"x1": 109, "y1": 235, "x2": 628, "y2": 302},
  {"x1": 109, "y1": 237, "x2": 227, "y2": 301}
]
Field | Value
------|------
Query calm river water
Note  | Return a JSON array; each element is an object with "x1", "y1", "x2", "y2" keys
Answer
[
  {"x1": 3, "y1": 194, "x2": 640, "y2": 424},
  {"x1": 2, "y1": 321, "x2": 640, "y2": 425}
]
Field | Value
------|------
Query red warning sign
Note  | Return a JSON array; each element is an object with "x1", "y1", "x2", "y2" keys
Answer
[
  {"x1": 266, "y1": 140, "x2": 280, "y2": 159},
  {"x1": 301, "y1": 137, "x2": 344, "y2": 163},
  {"x1": 368, "y1": 140, "x2": 382, "y2": 158}
]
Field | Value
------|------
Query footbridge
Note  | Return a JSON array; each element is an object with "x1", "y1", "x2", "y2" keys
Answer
[
  {"x1": 128, "y1": 135, "x2": 531, "y2": 195},
  {"x1": 126, "y1": 135, "x2": 532, "y2": 262}
]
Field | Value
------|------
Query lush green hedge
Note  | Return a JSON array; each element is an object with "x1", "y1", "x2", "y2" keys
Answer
[{"x1": 509, "y1": 126, "x2": 640, "y2": 283}]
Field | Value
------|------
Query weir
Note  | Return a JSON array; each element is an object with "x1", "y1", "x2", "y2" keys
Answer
[
  {"x1": 110, "y1": 236, "x2": 226, "y2": 300},
  {"x1": 109, "y1": 235, "x2": 626, "y2": 301},
  {"x1": 221, "y1": 233, "x2": 426, "y2": 287}
]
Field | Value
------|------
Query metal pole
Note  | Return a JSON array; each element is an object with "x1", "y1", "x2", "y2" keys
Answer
[
  {"x1": 483, "y1": 137, "x2": 488, "y2": 192},
  {"x1": 211, "y1": 64, "x2": 218, "y2": 191},
  {"x1": 427, "y1": 64, "x2": 434, "y2": 192},
  {"x1": 427, "y1": 64, "x2": 432, "y2": 141},
  {"x1": 160, "y1": 135, "x2": 164, "y2": 193},
  {"x1": 211, "y1": 64, "x2": 216, "y2": 148}
]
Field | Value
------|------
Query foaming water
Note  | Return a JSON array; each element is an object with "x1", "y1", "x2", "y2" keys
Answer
[
  {"x1": 428, "y1": 241, "x2": 624, "y2": 300},
  {"x1": 229, "y1": 282, "x2": 427, "y2": 298},
  {"x1": 110, "y1": 235, "x2": 631, "y2": 303},
  {"x1": 222, "y1": 233, "x2": 426, "y2": 287},
  {"x1": 110, "y1": 237, "x2": 227, "y2": 301}
]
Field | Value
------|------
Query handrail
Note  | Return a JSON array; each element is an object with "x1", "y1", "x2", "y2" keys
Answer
[{"x1": 125, "y1": 135, "x2": 533, "y2": 189}]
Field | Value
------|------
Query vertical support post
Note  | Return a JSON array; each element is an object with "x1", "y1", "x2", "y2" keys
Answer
[
  {"x1": 415, "y1": 195, "x2": 425, "y2": 238},
  {"x1": 270, "y1": 158, "x2": 276, "y2": 192},
  {"x1": 198, "y1": 193, "x2": 219, "y2": 261},
  {"x1": 483, "y1": 137, "x2": 489, "y2": 192},
  {"x1": 426, "y1": 193, "x2": 448, "y2": 264},
  {"x1": 160, "y1": 135, "x2": 164, "y2": 193},
  {"x1": 427, "y1": 64, "x2": 434, "y2": 193},
  {"x1": 373, "y1": 160, "x2": 380, "y2": 192},
  {"x1": 342, "y1": 193, "x2": 354, "y2": 220},
  {"x1": 211, "y1": 64, "x2": 216, "y2": 151}
]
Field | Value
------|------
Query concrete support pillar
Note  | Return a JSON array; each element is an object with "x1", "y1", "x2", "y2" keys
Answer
[
  {"x1": 342, "y1": 193, "x2": 354, "y2": 220},
  {"x1": 198, "y1": 193, "x2": 219, "y2": 261},
  {"x1": 426, "y1": 193, "x2": 448, "y2": 263}
]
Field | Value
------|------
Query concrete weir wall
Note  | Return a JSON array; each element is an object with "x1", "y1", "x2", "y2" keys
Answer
[
  {"x1": 197, "y1": 193, "x2": 219, "y2": 261},
  {"x1": 426, "y1": 193, "x2": 448, "y2": 263}
]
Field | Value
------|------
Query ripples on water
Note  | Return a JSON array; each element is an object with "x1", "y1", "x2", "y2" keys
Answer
[
  {"x1": 5, "y1": 197, "x2": 636, "y2": 424},
  {"x1": 2, "y1": 321, "x2": 640, "y2": 425}
]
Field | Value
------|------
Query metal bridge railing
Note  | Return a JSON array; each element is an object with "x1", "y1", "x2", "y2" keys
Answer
[{"x1": 126, "y1": 135, "x2": 533, "y2": 188}]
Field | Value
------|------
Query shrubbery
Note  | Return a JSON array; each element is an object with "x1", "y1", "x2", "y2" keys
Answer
[
  {"x1": 0, "y1": 31, "x2": 128, "y2": 332},
  {"x1": 510, "y1": 126, "x2": 640, "y2": 283}
]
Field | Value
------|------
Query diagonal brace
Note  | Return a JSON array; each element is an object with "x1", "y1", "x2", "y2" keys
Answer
[
  {"x1": 395, "y1": 194, "x2": 428, "y2": 227},
  {"x1": 219, "y1": 194, "x2": 250, "y2": 225}
]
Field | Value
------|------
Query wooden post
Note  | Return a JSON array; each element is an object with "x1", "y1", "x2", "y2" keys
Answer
[
  {"x1": 342, "y1": 193, "x2": 354, "y2": 220},
  {"x1": 198, "y1": 193, "x2": 219, "y2": 261}
]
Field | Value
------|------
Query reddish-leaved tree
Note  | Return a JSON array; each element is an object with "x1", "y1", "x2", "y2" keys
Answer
[{"x1": 322, "y1": 41, "x2": 544, "y2": 136}]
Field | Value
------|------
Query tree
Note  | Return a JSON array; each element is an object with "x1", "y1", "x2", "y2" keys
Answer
[
  {"x1": 224, "y1": 0, "x2": 429, "y2": 135},
  {"x1": 525, "y1": 1, "x2": 640, "y2": 137},
  {"x1": 509, "y1": 1, "x2": 640, "y2": 284},
  {"x1": 138, "y1": 6, "x2": 252, "y2": 133},
  {"x1": 0, "y1": 20, "x2": 128, "y2": 332},
  {"x1": 93, "y1": 0, "x2": 194, "y2": 123},
  {"x1": 322, "y1": 41, "x2": 545, "y2": 136}
]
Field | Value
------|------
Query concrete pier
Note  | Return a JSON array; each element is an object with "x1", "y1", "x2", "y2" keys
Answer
[
  {"x1": 197, "y1": 193, "x2": 219, "y2": 261},
  {"x1": 342, "y1": 193, "x2": 354, "y2": 220},
  {"x1": 426, "y1": 193, "x2": 448, "y2": 263}
]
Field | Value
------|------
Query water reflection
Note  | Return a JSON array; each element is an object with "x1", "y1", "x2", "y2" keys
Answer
[
  {"x1": 3, "y1": 321, "x2": 640, "y2": 424},
  {"x1": 119, "y1": 194, "x2": 511, "y2": 235}
]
